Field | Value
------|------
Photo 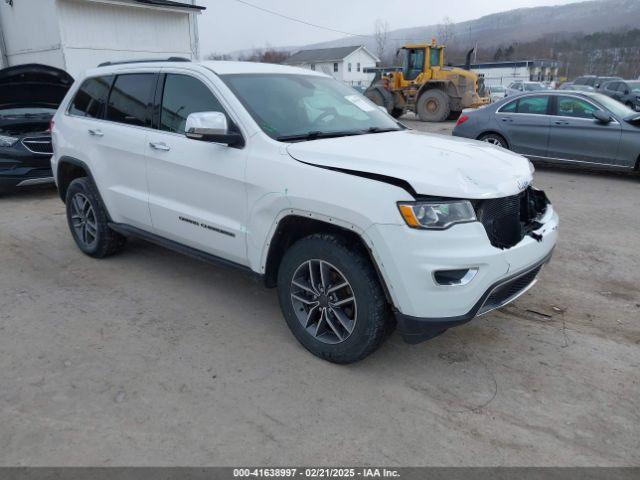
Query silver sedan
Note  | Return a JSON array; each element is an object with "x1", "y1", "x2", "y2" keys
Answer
[{"x1": 452, "y1": 91, "x2": 640, "y2": 171}]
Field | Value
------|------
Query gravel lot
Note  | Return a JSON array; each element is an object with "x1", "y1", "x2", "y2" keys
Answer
[{"x1": 1, "y1": 120, "x2": 638, "y2": 466}]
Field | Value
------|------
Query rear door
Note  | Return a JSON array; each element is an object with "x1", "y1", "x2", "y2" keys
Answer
[
  {"x1": 145, "y1": 71, "x2": 248, "y2": 265},
  {"x1": 546, "y1": 95, "x2": 622, "y2": 166},
  {"x1": 496, "y1": 95, "x2": 550, "y2": 157},
  {"x1": 89, "y1": 72, "x2": 157, "y2": 229}
]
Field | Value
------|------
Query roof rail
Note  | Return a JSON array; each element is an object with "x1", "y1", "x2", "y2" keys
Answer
[{"x1": 97, "y1": 57, "x2": 192, "y2": 67}]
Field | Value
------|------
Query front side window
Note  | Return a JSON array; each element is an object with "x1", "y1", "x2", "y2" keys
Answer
[
  {"x1": 429, "y1": 48, "x2": 441, "y2": 67},
  {"x1": 222, "y1": 73, "x2": 400, "y2": 141},
  {"x1": 556, "y1": 96, "x2": 597, "y2": 119},
  {"x1": 516, "y1": 95, "x2": 549, "y2": 114},
  {"x1": 160, "y1": 74, "x2": 225, "y2": 134},
  {"x1": 69, "y1": 76, "x2": 113, "y2": 119},
  {"x1": 106, "y1": 74, "x2": 155, "y2": 127}
]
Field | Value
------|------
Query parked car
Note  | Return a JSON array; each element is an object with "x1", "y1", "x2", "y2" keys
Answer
[
  {"x1": 558, "y1": 82, "x2": 594, "y2": 92},
  {"x1": 488, "y1": 85, "x2": 507, "y2": 102},
  {"x1": 574, "y1": 75, "x2": 622, "y2": 89},
  {"x1": 599, "y1": 80, "x2": 640, "y2": 111},
  {"x1": 0, "y1": 64, "x2": 73, "y2": 192},
  {"x1": 505, "y1": 81, "x2": 546, "y2": 97},
  {"x1": 51, "y1": 59, "x2": 558, "y2": 364},
  {"x1": 453, "y1": 91, "x2": 640, "y2": 171}
]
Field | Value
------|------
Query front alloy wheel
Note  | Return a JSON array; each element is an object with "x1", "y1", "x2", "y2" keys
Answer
[{"x1": 290, "y1": 259, "x2": 357, "y2": 344}]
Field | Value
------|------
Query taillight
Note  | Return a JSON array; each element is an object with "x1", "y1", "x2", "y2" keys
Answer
[{"x1": 456, "y1": 114, "x2": 469, "y2": 126}]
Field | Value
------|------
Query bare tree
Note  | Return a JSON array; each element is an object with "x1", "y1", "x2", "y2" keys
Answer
[
  {"x1": 373, "y1": 19, "x2": 390, "y2": 65},
  {"x1": 437, "y1": 16, "x2": 455, "y2": 46}
]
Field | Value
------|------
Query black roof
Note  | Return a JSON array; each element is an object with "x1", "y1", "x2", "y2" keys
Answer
[
  {"x1": 284, "y1": 46, "x2": 364, "y2": 65},
  {"x1": 134, "y1": 0, "x2": 205, "y2": 10}
]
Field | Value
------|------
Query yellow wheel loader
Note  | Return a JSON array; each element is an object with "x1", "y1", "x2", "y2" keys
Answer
[{"x1": 365, "y1": 39, "x2": 489, "y2": 122}]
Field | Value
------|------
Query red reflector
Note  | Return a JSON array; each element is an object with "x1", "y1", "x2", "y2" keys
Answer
[{"x1": 456, "y1": 114, "x2": 469, "y2": 126}]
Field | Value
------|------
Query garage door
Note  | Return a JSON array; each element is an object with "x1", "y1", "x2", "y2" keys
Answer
[{"x1": 58, "y1": 0, "x2": 194, "y2": 76}]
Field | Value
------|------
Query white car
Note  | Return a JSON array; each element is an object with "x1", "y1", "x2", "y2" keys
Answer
[
  {"x1": 505, "y1": 81, "x2": 546, "y2": 97},
  {"x1": 51, "y1": 60, "x2": 558, "y2": 363},
  {"x1": 488, "y1": 85, "x2": 506, "y2": 102}
]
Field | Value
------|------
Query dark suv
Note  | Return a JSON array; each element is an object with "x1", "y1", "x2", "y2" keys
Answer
[
  {"x1": 0, "y1": 64, "x2": 72, "y2": 192},
  {"x1": 600, "y1": 79, "x2": 640, "y2": 111}
]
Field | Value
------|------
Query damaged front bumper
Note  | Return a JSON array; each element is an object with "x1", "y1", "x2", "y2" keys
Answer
[{"x1": 365, "y1": 191, "x2": 558, "y2": 344}]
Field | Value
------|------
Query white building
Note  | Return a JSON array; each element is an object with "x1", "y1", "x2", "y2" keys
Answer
[
  {"x1": 0, "y1": 0, "x2": 204, "y2": 77},
  {"x1": 284, "y1": 45, "x2": 380, "y2": 87},
  {"x1": 465, "y1": 60, "x2": 560, "y2": 87}
]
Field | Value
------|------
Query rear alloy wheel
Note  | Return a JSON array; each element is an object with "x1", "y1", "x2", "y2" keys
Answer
[
  {"x1": 277, "y1": 234, "x2": 391, "y2": 364},
  {"x1": 65, "y1": 177, "x2": 126, "y2": 258},
  {"x1": 416, "y1": 89, "x2": 451, "y2": 122},
  {"x1": 479, "y1": 133, "x2": 508, "y2": 149}
]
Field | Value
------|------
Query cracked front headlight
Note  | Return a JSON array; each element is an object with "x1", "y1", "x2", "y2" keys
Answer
[
  {"x1": 398, "y1": 200, "x2": 477, "y2": 230},
  {"x1": 0, "y1": 135, "x2": 19, "y2": 147}
]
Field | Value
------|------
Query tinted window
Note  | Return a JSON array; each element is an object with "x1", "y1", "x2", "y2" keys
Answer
[
  {"x1": 106, "y1": 74, "x2": 155, "y2": 127},
  {"x1": 69, "y1": 76, "x2": 113, "y2": 119},
  {"x1": 605, "y1": 82, "x2": 620, "y2": 91},
  {"x1": 516, "y1": 96, "x2": 549, "y2": 114},
  {"x1": 160, "y1": 74, "x2": 225, "y2": 134},
  {"x1": 617, "y1": 82, "x2": 629, "y2": 93},
  {"x1": 556, "y1": 96, "x2": 598, "y2": 119},
  {"x1": 500, "y1": 100, "x2": 517, "y2": 113}
]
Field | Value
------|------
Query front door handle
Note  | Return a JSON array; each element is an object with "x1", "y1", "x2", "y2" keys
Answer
[
  {"x1": 88, "y1": 129, "x2": 104, "y2": 137},
  {"x1": 149, "y1": 142, "x2": 171, "y2": 152},
  {"x1": 554, "y1": 121, "x2": 569, "y2": 126}
]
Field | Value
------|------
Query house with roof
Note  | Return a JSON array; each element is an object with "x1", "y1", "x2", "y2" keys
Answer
[
  {"x1": 0, "y1": 0, "x2": 204, "y2": 77},
  {"x1": 284, "y1": 45, "x2": 380, "y2": 87}
]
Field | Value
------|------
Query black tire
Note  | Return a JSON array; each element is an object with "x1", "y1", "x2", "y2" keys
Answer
[
  {"x1": 416, "y1": 89, "x2": 450, "y2": 122},
  {"x1": 277, "y1": 234, "x2": 392, "y2": 364},
  {"x1": 65, "y1": 177, "x2": 126, "y2": 258},
  {"x1": 391, "y1": 107, "x2": 404, "y2": 119},
  {"x1": 365, "y1": 86, "x2": 394, "y2": 113},
  {"x1": 478, "y1": 132, "x2": 509, "y2": 149}
]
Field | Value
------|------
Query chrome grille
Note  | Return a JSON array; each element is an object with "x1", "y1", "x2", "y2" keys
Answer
[{"x1": 22, "y1": 136, "x2": 53, "y2": 155}]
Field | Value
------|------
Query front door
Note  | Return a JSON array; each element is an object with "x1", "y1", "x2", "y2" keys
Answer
[
  {"x1": 547, "y1": 95, "x2": 622, "y2": 166},
  {"x1": 146, "y1": 72, "x2": 248, "y2": 265}
]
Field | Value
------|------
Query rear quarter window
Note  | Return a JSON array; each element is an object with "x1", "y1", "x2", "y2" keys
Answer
[{"x1": 68, "y1": 76, "x2": 113, "y2": 119}]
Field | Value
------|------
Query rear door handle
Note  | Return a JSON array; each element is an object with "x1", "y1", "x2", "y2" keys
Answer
[
  {"x1": 554, "y1": 121, "x2": 569, "y2": 126},
  {"x1": 149, "y1": 142, "x2": 171, "y2": 152},
  {"x1": 88, "y1": 129, "x2": 104, "y2": 137}
]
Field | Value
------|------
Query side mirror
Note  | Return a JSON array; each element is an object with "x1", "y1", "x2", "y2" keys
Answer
[
  {"x1": 592, "y1": 110, "x2": 613, "y2": 124},
  {"x1": 185, "y1": 111, "x2": 244, "y2": 148}
]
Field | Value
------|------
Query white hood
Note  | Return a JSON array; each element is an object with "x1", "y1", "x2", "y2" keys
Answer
[{"x1": 286, "y1": 130, "x2": 533, "y2": 199}]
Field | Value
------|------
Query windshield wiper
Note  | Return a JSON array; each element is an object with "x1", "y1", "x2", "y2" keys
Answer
[
  {"x1": 364, "y1": 126, "x2": 402, "y2": 134},
  {"x1": 276, "y1": 130, "x2": 364, "y2": 142}
]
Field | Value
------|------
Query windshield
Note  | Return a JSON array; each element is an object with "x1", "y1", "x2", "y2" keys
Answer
[
  {"x1": 221, "y1": 74, "x2": 401, "y2": 141},
  {"x1": 492, "y1": 86, "x2": 505, "y2": 92},
  {"x1": 524, "y1": 83, "x2": 544, "y2": 91},
  {"x1": 583, "y1": 92, "x2": 636, "y2": 118},
  {"x1": 628, "y1": 81, "x2": 640, "y2": 93},
  {"x1": 0, "y1": 107, "x2": 56, "y2": 117}
]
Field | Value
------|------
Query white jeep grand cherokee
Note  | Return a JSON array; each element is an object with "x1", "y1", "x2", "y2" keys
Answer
[{"x1": 51, "y1": 59, "x2": 558, "y2": 363}]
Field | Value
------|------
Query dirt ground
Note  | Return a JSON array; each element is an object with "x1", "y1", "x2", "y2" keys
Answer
[{"x1": 0, "y1": 120, "x2": 638, "y2": 466}]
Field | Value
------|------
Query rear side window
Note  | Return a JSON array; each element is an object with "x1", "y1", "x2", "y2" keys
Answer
[
  {"x1": 160, "y1": 74, "x2": 225, "y2": 134},
  {"x1": 516, "y1": 96, "x2": 549, "y2": 115},
  {"x1": 106, "y1": 74, "x2": 155, "y2": 127},
  {"x1": 68, "y1": 76, "x2": 113, "y2": 119}
]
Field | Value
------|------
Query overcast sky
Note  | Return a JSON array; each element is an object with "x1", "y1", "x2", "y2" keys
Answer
[{"x1": 198, "y1": 0, "x2": 590, "y2": 55}]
